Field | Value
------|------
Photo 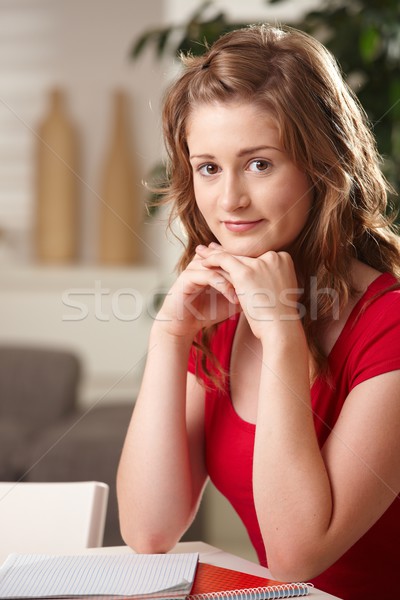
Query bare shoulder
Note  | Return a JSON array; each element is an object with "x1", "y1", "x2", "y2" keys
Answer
[
  {"x1": 320, "y1": 260, "x2": 390, "y2": 356},
  {"x1": 350, "y1": 259, "x2": 382, "y2": 292}
]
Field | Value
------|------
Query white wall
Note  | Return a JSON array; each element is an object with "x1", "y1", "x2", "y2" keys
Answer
[
  {"x1": 0, "y1": 0, "x2": 172, "y2": 267},
  {"x1": 165, "y1": 0, "x2": 322, "y2": 24}
]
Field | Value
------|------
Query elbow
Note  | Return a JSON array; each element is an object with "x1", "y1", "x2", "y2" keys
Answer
[
  {"x1": 117, "y1": 489, "x2": 197, "y2": 555},
  {"x1": 120, "y1": 526, "x2": 177, "y2": 555},
  {"x1": 269, "y1": 560, "x2": 320, "y2": 584},
  {"x1": 119, "y1": 516, "x2": 180, "y2": 555},
  {"x1": 267, "y1": 544, "x2": 329, "y2": 583},
  {"x1": 268, "y1": 561, "x2": 316, "y2": 584},
  {"x1": 117, "y1": 494, "x2": 177, "y2": 553}
]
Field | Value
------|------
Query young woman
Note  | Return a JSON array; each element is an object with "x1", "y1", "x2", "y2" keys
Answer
[{"x1": 117, "y1": 24, "x2": 400, "y2": 600}]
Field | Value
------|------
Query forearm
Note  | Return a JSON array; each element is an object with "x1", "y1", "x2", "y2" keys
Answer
[
  {"x1": 117, "y1": 325, "x2": 197, "y2": 552},
  {"x1": 253, "y1": 322, "x2": 332, "y2": 579}
]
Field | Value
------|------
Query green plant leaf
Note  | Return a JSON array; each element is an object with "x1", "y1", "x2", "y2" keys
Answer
[
  {"x1": 389, "y1": 79, "x2": 400, "y2": 120},
  {"x1": 156, "y1": 29, "x2": 170, "y2": 57},
  {"x1": 359, "y1": 26, "x2": 381, "y2": 62},
  {"x1": 188, "y1": 0, "x2": 214, "y2": 24},
  {"x1": 130, "y1": 28, "x2": 172, "y2": 59}
]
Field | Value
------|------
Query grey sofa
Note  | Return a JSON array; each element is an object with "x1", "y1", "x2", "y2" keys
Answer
[
  {"x1": 0, "y1": 346, "x2": 81, "y2": 481},
  {"x1": 0, "y1": 345, "x2": 204, "y2": 546},
  {"x1": 0, "y1": 345, "x2": 132, "y2": 545}
]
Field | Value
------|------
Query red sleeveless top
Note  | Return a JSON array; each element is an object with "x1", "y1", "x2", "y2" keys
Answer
[{"x1": 188, "y1": 273, "x2": 400, "y2": 600}]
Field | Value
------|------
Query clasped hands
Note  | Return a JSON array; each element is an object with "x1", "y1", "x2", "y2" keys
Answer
[{"x1": 156, "y1": 242, "x2": 302, "y2": 340}]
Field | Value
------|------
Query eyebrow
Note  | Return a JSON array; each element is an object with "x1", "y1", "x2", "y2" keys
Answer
[{"x1": 189, "y1": 145, "x2": 282, "y2": 160}]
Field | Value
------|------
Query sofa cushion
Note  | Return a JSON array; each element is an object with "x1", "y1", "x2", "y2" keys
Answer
[
  {"x1": 24, "y1": 404, "x2": 133, "y2": 545},
  {"x1": 0, "y1": 418, "x2": 36, "y2": 479},
  {"x1": 0, "y1": 346, "x2": 80, "y2": 427}
]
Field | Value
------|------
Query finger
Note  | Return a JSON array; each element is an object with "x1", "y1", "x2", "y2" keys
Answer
[
  {"x1": 189, "y1": 251, "x2": 206, "y2": 265},
  {"x1": 195, "y1": 244, "x2": 237, "y2": 267},
  {"x1": 195, "y1": 243, "x2": 224, "y2": 257},
  {"x1": 182, "y1": 267, "x2": 239, "y2": 304},
  {"x1": 200, "y1": 251, "x2": 244, "y2": 274},
  {"x1": 194, "y1": 249, "x2": 238, "y2": 287},
  {"x1": 197, "y1": 261, "x2": 235, "y2": 285}
]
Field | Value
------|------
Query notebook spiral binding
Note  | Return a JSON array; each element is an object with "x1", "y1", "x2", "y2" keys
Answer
[{"x1": 190, "y1": 581, "x2": 311, "y2": 600}]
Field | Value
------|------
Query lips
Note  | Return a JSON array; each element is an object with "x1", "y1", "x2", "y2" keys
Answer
[{"x1": 222, "y1": 219, "x2": 264, "y2": 232}]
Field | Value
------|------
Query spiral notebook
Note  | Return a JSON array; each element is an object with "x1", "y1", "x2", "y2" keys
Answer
[
  {"x1": 188, "y1": 562, "x2": 311, "y2": 599},
  {"x1": 0, "y1": 552, "x2": 199, "y2": 598}
]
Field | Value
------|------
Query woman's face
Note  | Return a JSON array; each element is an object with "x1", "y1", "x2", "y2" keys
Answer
[{"x1": 187, "y1": 101, "x2": 313, "y2": 258}]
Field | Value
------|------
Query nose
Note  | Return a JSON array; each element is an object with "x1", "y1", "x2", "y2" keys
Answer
[{"x1": 219, "y1": 172, "x2": 250, "y2": 212}]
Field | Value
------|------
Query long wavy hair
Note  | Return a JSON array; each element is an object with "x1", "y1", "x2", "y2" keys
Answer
[{"x1": 158, "y1": 23, "x2": 400, "y2": 380}]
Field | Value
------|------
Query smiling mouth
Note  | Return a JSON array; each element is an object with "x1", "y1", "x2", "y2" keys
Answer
[{"x1": 222, "y1": 219, "x2": 264, "y2": 232}]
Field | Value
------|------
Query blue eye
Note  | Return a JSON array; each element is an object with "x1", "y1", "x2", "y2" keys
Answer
[
  {"x1": 198, "y1": 163, "x2": 220, "y2": 176},
  {"x1": 248, "y1": 159, "x2": 271, "y2": 172}
]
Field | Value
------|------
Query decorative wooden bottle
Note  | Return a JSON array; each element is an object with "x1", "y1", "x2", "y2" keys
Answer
[
  {"x1": 35, "y1": 88, "x2": 79, "y2": 262},
  {"x1": 98, "y1": 90, "x2": 141, "y2": 264}
]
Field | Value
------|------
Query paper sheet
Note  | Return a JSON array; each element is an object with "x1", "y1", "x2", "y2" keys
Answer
[{"x1": 0, "y1": 552, "x2": 199, "y2": 598}]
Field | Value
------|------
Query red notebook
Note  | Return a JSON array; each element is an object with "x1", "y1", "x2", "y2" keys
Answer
[{"x1": 188, "y1": 562, "x2": 310, "y2": 599}]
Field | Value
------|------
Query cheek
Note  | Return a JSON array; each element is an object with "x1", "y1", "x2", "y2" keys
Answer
[
  {"x1": 268, "y1": 194, "x2": 299, "y2": 219},
  {"x1": 194, "y1": 198, "x2": 208, "y2": 222},
  {"x1": 193, "y1": 196, "x2": 217, "y2": 236},
  {"x1": 280, "y1": 178, "x2": 312, "y2": 216},
  {"x1": 194, "y1": 187, "x2": 213, "y2": 218},
  {"x1": 193, "y1": 180, "x2": 204, "y2": 205}
]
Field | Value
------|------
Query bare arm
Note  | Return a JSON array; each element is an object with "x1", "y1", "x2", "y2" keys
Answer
[
  {"x1": 117, "y1": 327, "x2": 207, "y2": 553},
  {"x1": 117, "y1": 255, "x2": 239, "y2": 552},
  {"x1": 254, "y1": 332, "x2": 400, "y2": 580}
]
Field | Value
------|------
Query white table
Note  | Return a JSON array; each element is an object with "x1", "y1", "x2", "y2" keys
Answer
[{"x1": 87, "y1": 541, "x2": 342, "y2": 599}]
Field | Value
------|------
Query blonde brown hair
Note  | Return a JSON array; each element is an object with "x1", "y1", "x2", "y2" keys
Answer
[{"x1": 159, "y1": 23, "x2": 400, "y2": 378}]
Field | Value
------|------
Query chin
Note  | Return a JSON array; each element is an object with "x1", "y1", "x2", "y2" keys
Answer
[
  {"x1": 218, "y1": 240, "x2": 253, "y2": 255},
  {"x1": 230, "y1": 242, "x2": 274, "y2": 258}
]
